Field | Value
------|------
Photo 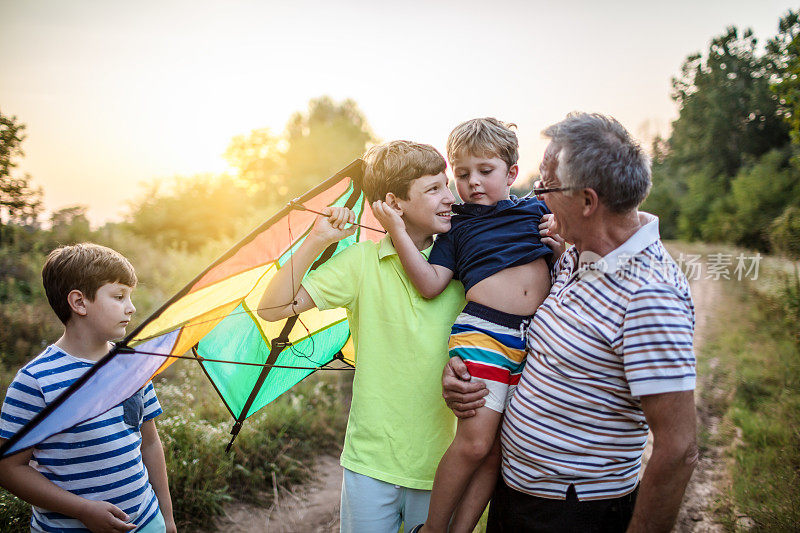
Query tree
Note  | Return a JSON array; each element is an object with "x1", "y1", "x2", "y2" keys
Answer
[
  {"x1": 48, "y1": 206, "x2": 93, "y2": 246},
  {"x1": 126, "y1": 174, "x2": 252, "y2": 249},
  {"x1": 283, "y1": 96, "x2": 376, "y2": 195},
  {"x1": 668, "y1": 27, "x2": 789, "y2": 239},
  {"x1": 0, "y1": 111, "x2": 42, "y2": 229},
  {"x1": 768, "y1": 10, "x2": 800, "y2": 159},
  {"x1": 224, "y1": 128, "x2": 287, "y2": 209}
]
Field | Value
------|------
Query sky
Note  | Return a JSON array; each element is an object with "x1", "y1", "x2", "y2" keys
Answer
[{"x1": 1, "y1": 0, "x2": 796, "y2": 224}]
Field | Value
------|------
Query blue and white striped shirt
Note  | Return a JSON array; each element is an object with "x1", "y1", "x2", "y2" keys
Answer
[
  {"x1": 501, "y1": 214, "x2": 696, "y2": 500},
  {"x1": 0, "y1": 345, "x2": 163, "y2": 532}
]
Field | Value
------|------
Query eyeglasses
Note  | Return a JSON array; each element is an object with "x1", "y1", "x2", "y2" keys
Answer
[{"x1": 532, "y1": 186, "x2": 573, "y2": 195}]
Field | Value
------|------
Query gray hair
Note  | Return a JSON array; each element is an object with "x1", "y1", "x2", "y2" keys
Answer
[{"x1": 542, "y1": 112, "x2": 651, "y2": 213}]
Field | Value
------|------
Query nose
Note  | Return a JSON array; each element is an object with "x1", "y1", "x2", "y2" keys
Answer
[
  {"x1": 126, "y1": 299, "x2": 136, "y2": 315},
  {"x1": 444, "y1": 187, "x2": 455, "y2": 204},
  {"x1": 468, "y1": 172, "x2": 480, "y2": 186}
]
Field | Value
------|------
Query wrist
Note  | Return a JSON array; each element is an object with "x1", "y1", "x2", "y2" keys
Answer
[
  {"x1": 306, "y1": 232, "x2": 336, "y2": 249},
  {"x1": 74, "y1": 498, "x2": 94, "y2": 523}
]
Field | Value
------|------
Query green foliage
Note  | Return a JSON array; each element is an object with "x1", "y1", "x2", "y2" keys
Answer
[
  {"x1": 125, "y1": 174, "x2": 252, "y2": 250},
  {"x1": 640, "y1": 160, "x2": 681, "y2": 239},
  {"x1": 683, "y1": 247, "x2": 800, "y2": 530},
  {"x1": 154, "y1": 366, "x2": 348, "y2": 529},
  {"x1": 670, "y1": 27, "x2": 788, "y2": 179},
  {"x1": 769, "y1": 205, "x2": 800, "y2": 259},
  {"x1": 127, "y1": 95, "x2": 376, "y2": 252},
  {"x1": 647, "y1": 16, "x2": 796, "y2": 246},
  {"x1": 224, "y1": 127, "x2": 287, "y2": 208},
  {"x1": 0, "y1": 490, "x2": 30, "y2": 533},
  {"x1": 284, "y1": 96, "x2": 376, "y2": 196},
  {"x1": 709, "y1": 147, "x2": 800, "y2": 249},
  {"x1": 0, "y1": 111, "x2": 42, "y2": 229},
  {"x1": 767, "y1": 11, "x2": 800, "y2": 148}
]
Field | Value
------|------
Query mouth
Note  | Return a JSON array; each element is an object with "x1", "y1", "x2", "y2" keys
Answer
[
  {"x1": 436, "y1": 211, "x2": 452, "y2": 220},
  {"x1": 469, "y1": 193, "x2": 485, "y2": 200}
]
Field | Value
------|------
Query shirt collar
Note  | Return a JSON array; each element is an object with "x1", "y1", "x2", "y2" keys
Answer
[
  {"x1": 452, "y1": 195, "x2": 520, "y2": 217},
  {"x1": 379, "y1": 235, "x2": 433, "y2": 259},
  {"x1": 598, "y1": 212, "x2": 660, "y2": 273}
]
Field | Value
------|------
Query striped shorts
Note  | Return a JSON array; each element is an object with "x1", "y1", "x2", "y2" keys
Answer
[{"x1": 448, "y1": 301, "x2": 531, "y2": 413}]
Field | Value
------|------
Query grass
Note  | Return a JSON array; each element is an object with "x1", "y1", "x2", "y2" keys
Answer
[
  {"x1": 667, "y1": 242, "x2": 800, "y2": 530},
  {"x1": 0, "y1": 361, "x2": 351, "y2": 531}
]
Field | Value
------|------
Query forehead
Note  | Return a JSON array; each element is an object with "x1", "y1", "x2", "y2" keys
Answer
[
  {"x1": 540, "y1": 143, "x2": 561, "y2": 173},
  {"x1": 450, "y1": 152, "x2": 505, "y2": 168},
  {"x1": 98, "y1": 281, "x2": 134, "y2": 291},
  {"x1": 410, "y1": 172, "x2": 447, "y2": 190}
]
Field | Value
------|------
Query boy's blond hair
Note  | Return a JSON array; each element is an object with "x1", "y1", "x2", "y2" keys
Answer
[
  {"x1": 42, "y1": 243, "x2": 137, "y2": 325},
  {"x1": 447, "y1": 118, "x2": 519, "y2": 169},
  {"x1": 362, "y1": 141, "x2": 446, "y2": 203}
]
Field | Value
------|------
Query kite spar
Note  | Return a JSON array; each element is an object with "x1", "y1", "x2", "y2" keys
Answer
[{"x1": 0, "y1": 159, "x2": 384, "y2": 458}]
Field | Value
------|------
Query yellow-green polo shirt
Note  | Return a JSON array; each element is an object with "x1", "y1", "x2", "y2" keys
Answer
[{"x1": 302, "y1": 236, "x2": 465, "y2": 489}]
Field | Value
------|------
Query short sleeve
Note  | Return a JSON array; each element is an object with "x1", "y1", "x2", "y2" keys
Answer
[
  {"x1": 622, "y1": 283, "x2": 696, "y2": 397},
  {"x1": 142, "y1": 381, "x2": 163, "y2": 422},
  {"x1": 302, "y1": 242, "x2": 365, "y2": 311},
  {"x1": 0, "y1": 370, "x2": 46, "y2": 439},
  {"x1": 428, "y1": 231, "x2": 457, "y2": 274}
]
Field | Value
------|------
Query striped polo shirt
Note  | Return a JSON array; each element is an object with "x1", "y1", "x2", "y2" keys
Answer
[
  {"x1": 501, "y1": 213, "x2": 695, "y2": 500},
  {"x1": 0, "y1": 345, "x2": 163, "y2": 532}
]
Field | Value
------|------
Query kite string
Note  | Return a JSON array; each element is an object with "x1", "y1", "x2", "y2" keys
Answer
[
  {"x1": 119, "y1": 348, "x2": 353, "y2": 371},
  {"x1": 130, "y1": 204, "x2": 340, "y2": 344},
  {"x1": 286, "y1": 207, "x2": 316, "y2": 362}
]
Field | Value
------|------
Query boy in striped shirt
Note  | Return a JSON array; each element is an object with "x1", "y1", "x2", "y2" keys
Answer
[
  {"x1": 372, "y1": 118, "x2": 553, "y2": 533},
  {"x1": 0, "y1": 243, "x2": 175, "y2": 533}
]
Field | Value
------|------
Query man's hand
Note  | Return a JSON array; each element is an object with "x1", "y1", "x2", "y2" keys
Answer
[
  {"x1": 539, "y1": 214, "x2": 566, "y2": 258},
  {"x1": 78, "y1": 500, "x2": 137, "y2": 532},
  {"x1": 310, "y1": 206, "x2": 356, "y2": 245},
  {"x1": 442, "y1": 356, "x2": 488, "y2": 418},
  {"x1": 371, "y1": 201, "x2": 406, "y2": 236}
]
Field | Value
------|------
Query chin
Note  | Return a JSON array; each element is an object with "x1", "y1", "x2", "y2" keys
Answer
[{"x1": 435, "y1": 220, "x2": 451, "y2": 234}]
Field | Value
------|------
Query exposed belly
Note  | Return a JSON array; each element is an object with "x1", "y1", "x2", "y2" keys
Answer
[{"x1": 465, "y1": 259, "x2": 551, "y2": 316}]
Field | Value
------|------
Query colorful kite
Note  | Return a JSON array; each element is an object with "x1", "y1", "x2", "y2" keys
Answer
[{"x1": 0, "y1": 159, "x2": 384, "y2": 458}]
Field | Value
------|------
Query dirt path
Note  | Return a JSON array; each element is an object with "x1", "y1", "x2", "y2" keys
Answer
[
  {"x1": 643, "y1": 275, "x2": 727, "y2": 532},
  {"x1": 216, "y1": 276, "x2": 729, "y2": 532},
  {"x1": 213, "y1": 454, "x2": 342, "y2": 532}
]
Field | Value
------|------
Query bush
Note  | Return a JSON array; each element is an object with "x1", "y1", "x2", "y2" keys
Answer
[
  {"x1": 0, "y1": 490, "x2": 31, "y2": 532},
  {"x1": 770, "y1": 205, "x2": 800, "y2": 259},
  {"x1": 155, "y1": 365, "x2": 348, "y2": 529}
]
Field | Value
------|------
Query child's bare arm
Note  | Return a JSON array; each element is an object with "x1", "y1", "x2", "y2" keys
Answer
[
  {"x1": 140, "y1": 420, "x2": 176, "y2": 533},
  {"x1": 0, "y1": 440, "x2": 136, "y2": 532},
  {"x1": 258, "y1": 207, "x2": 356, "y2": 321},
  {"x1": 372, "y1": 201, "x2": 454, "y2": 298}
]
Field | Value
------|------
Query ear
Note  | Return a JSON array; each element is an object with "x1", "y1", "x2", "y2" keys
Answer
[
  {"x1": 67, "y1": 290, "x2": 89, "y2": 317},
  {"x1": 506, "y1": 164, "x2": 519, "y2": 186},
  {"x1": 384, "y1": 192, "x2": 404, "y2": 215},
  {"x1": 581, "y1": 188, "x2": 600, "y2": 217}
]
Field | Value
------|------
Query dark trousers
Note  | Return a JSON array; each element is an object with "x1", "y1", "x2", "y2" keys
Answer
[{"x1": 487, "y1": 478, "x2": 638, "y2": 533}]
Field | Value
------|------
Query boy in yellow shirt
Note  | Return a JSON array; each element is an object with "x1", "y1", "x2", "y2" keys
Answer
[{"x1": 259, "y1": 141, "x2": 466, "y2": 532}]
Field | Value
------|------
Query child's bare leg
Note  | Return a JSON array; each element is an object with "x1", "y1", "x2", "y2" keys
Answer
[
  {"x1": 423, "y1": 406, "x2": 503, "y2": 533},
  {"x1": 449, "y1": 431, "x2": 502, "y2": 533}
]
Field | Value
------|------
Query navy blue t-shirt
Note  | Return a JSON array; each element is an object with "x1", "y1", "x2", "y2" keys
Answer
[{"x1": 428, "y1": 196, "x2": 552, "y2": 292}]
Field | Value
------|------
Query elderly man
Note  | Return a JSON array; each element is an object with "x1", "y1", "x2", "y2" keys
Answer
[{"x1": 443, "y1": 113, "x2": 698, "y2": 532}]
